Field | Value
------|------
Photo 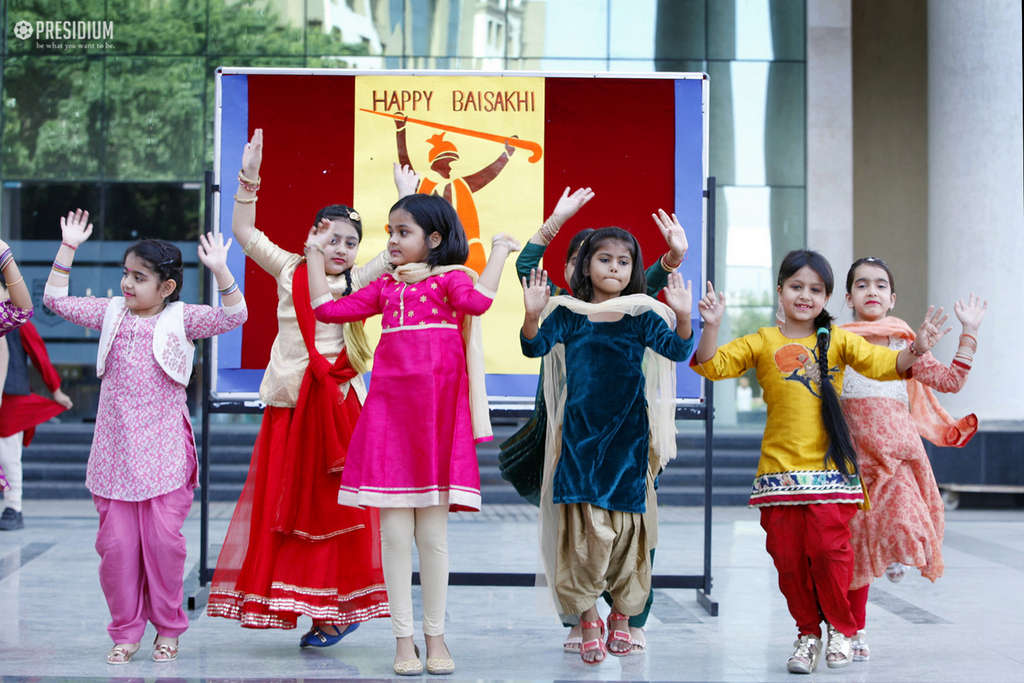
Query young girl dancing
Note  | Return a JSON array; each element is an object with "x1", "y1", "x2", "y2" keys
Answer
[
  {"x1": 520, "y1": 226, "x2": 695, "y2": 665},
  {"x1": 44, "y1": 209, "x2": 247, "y2": 664},
  {"x1": 840, "y1": 256, "x2": 986, "y2": 661},
  {"x1": 0, "y1": 237, "x2": 33, "y2": 336},
  {"x1": 691, "y1": 249, "x2": 949, "y2": 673},
  {"x1": 0, "y1": 284, "x2": 74, "y2": 531},
  {"x1": 308, "y1": 193, "x2": 520, "y2": 675},
  {"x1": 505, "y1": 200, "x2": 690, "y2": 655},
  {"x1": 207, "y1": 129, "x2": 391, "y2": 644}
]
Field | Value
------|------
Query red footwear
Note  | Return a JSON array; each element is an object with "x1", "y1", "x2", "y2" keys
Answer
[
  {"x1": 606, "y1": 613, "x2": 632, "y2": 657},
  {"x1": 579, "y1": 619, "x2": 607, "y2": 665}
]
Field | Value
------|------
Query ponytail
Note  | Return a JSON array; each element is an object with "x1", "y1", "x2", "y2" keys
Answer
[{"x1": 813, "y1": 309, "x2": 858, "y2": 478}]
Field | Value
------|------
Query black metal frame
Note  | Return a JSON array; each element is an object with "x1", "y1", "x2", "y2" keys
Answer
[{"x1": 192, "y1": 174, "x2": 719, "y2": 617}]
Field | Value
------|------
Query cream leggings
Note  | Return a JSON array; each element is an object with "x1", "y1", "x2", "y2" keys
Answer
[{"x1": 379, "y1": 505, "x2": 449, "y2": 638}]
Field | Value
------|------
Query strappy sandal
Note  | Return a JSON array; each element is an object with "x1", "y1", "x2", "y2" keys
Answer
[
  {"x1": 152, "y1": 636, "x2": 179, "y2": 662},
  {"x1": 825, "y1": 625, "x2": 852, "y2": 669},
  {"x1": 885, "y1": 562, "x2": 910, "y2": 583},
  {"x1": 579, "y1": 619, "x2": 606, "y2": 665},
  {"x1": 562, "y1": 630, "x2": 582, "y2": 653},
  {"x1": 605, "y1": 613, "x2": 632, "y2": 657},
  {"x1": 629, "y1": 627, "x2": 647, "y2": 655},
  {"x1": 851, "y1": 630, "x2": 870, "y2": 661},
  {"x1": 787, "y1": 634, "x2": 821, "y2": 674},
  {"x1": 106, "y1": 644, "x2": 138, "y2": 665}
]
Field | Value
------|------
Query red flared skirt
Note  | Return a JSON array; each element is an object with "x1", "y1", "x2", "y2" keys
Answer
[{"x1": 207, "y1": 406, "x2": 389, "y2": 629}]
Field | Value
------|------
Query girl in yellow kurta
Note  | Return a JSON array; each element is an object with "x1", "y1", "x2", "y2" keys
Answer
[{"x1": 691, "y1": 250, "x2": 949, "y2": 674}]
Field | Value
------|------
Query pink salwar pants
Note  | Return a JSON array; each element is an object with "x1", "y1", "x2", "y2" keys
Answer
[{"x1": 93, "y1": 466, "x2": 195, "y2": 644}]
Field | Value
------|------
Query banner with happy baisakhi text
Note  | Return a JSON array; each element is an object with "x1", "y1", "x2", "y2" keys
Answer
[
  {"x1": 214, "y1": 69, "x2": 708, "y2": 400},
  {"x1": 353, "y1": 75, "x2": 545, "y2": 375}
]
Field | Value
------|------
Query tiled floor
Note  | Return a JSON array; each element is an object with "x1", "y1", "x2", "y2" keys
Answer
[{"x1": 1, "y1": 499, "x2": 1022, "y2": 682}]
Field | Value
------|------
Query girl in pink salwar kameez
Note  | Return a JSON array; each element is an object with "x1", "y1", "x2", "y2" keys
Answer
[
  {"x1": 44, "y1": 209, "x2": 247, "y2": 665},
  {"x1": 840, "y1": 256, "x2": 986, "y2": 662}
]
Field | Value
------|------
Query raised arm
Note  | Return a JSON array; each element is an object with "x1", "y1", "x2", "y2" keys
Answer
[
  {"x1": 231, "y1": 128, "x2": 263, "y2": 249},
  {"x1": 197, "y1": 232, "x2": 245, "y2": 309},
  {"x1": 0, "y1": 239, "x2": 31, "y2": 312},
  {"x1": 475, "y1": 232, "x2": 521, "y2": 295},
  {"x1": 695, "y1": 281, "x2": 726, "y2": 362},
  {"x1": 48, "y1": 209, "x2": 92, "y2": 292},
  {"x1": 521, "y1": 268, "x2": 551, "y2": 341},
  {"x1": 895, "y1": 306, "x2": 952, "y2": 375},
  {"x1": 663, "y1": 272, "x2": 693, "y2": 340},
  {"x1": 646, "y1": 209, "x2": 689, "y2": 294}
]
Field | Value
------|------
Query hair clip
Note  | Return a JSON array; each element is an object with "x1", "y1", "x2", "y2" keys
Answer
[{"x1": 348, "y1": 210, "x2": 361, "y2": 222}]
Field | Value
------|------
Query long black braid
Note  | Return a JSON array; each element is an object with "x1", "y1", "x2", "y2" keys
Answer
[{"x1": 778, "y1": 250, "x2": 859, "y2": 478}]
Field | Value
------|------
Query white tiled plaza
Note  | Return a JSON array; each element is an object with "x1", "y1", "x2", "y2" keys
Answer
[{"x1": 1, "y1": 499, "x2": 1022, "y2": 682}]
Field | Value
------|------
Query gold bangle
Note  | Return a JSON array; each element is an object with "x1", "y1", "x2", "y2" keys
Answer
[
  {"x1": 233, "y1": 194, "x2": 258, "y2": 204},
  {"x1": 4, "y1": 276, "x2": 24, "y2": 287},
  {"x1": 303, "y1": 243, "x2": 325, "y2": 255}
]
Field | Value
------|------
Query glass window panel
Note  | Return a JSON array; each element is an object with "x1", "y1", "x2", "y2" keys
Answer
[
  {"x1": 653, "y1": 58, "x2": 705, "y2": 74},
  {"x1": 608, "y1": 0, "x2": 657, "y2": 60},
  {"x1": 304, "y1": 0, "x2": 386, "y2": 63},
  {"x1": 103, "y1": 183, "x2": 201, "y2": 241},
  {"x1": 651, "y1": 0, "x2": 705, "y2": 62},
  {"x1": 5, "y1": 0, "x2": 108, "y2": 55},
  {"x1": 2, "y1": 182, "x2": 101, "y2": 241},
  {"x1": 707, "y1": 60, "x2": 805, "y2": 188},
  {"x1": 2, "y1": 56, "x2": 104, "y2": 180},
  {"x1": 709, "y1": 0, "x2": 805, "y2": 61},
  {"x1": 537, "y1": 58, "x2": 610, "y2": 73},
  {"x1": 105, "y1": 0, "x2": 206, "y2": 55},
  {"x1": 208, "y1": 0, "x2": 305, "y2": 57},
  {"x1": 609, "y1": 59, "x2": 655, "y2": 73},
  {"x1": 526, "y1": 0, "x2": 608, "y2": 60},
  {"x1": 104, "y1": 57, "x2": 205, "y2": 181}
]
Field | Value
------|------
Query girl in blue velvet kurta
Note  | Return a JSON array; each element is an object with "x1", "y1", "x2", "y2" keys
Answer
[{"x1": 520, "y1": 227, "x2": 695, "y2": 665}]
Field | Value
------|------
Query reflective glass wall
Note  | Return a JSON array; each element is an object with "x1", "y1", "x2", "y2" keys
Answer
[{"x1": 1, "y1": 0, "x2": 804, "y2": 425}]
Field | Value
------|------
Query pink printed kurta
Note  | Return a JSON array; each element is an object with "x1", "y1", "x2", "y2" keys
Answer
[
  {"x1": 44, "y1": 294, "x2": 247, "y2": 501},
  {"x1": 314, "y1": 270, "x2": 494, "y2": 512},
  {"x1": 842, "y1": 336, "x2": 969, "y2": 589}
]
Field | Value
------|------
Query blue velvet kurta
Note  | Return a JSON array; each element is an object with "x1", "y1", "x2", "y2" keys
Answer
[{"x1": 520, "y1": 307, "x2": 694, "y2": 513}]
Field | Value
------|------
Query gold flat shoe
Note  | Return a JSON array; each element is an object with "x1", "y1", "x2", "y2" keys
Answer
[
  {"x1": 394, "y1": 644, "x2": 423, "y2": 676},
  {"x1": 426, "y1": 656, "x2": 455, "y2": 675}
]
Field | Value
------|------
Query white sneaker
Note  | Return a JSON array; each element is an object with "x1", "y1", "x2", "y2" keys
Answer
[
  {"x1": 787, "y1": 634, "x2": 821, "y2": 674},
  {"x1": 885, "y1": 562, "x2": 910, "y2": 583},
  {"x1": 826, "y1": 626, "x2": 852, "y2": 669}
]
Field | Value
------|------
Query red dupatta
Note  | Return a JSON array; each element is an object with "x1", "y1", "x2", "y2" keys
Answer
[{"x1": 271, "y1": 262, "x2": 363, "y2": 538}]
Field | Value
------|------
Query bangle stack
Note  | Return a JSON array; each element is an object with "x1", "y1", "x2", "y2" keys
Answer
[
  {"x1": 538, "y1": 220, "x2": 557, "y2": 245},
  {"x1": 51, "y1": 259, "x2": 71, "y2": 278},
  {"x1": 0, "y1": 248, "x2": 13, "y2": 271},
  {"x1": 218, "y1": 280, "x2": 239, "y2": 296},
  {"x1": 661, "y1": 252, "x2": 687, "y2": 271},
  {"x1": 955, "y1": 333, "x2": 978, "y2": 366},
  {"x1": 238, "y1": 170, "x2": 261, "y2": 192}
]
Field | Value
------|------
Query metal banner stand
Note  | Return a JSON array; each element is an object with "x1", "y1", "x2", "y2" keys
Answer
[{"x1": 191, "y1": 175, "x2": 720, "y2": 618}]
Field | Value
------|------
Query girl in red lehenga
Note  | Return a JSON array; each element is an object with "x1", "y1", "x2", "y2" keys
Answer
[
  {"x1": 840, "y1": 256, "x2": 986, "y2": 662},
  {"x1": 207, "y1": 129, "x2": 390, "y2": 646}
]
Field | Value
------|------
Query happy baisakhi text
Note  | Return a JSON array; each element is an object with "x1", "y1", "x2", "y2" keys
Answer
[{"x1": 371, "y1": 90, "x2": 537, "y2": 113}]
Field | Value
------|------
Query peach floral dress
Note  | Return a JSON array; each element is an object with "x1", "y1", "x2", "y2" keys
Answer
[{"x1": 842, "y1": 334, "x2": 971, "y2": 589}]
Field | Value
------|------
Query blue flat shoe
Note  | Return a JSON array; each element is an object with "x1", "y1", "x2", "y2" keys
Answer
[{"x1": 300, "y1": 622, "x2": 360, "y2": 648}]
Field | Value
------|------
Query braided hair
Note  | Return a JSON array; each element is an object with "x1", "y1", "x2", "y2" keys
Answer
[
  {"x1": 123, "y1": 239, "x2": 184, "y2": 303},
  {"x1": 777, "y1": 250, "x2": 859, "y2": 478}
]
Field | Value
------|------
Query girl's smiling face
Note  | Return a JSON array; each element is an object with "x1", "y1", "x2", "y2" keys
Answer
[
  {"x1": 777, "y1": 265, "x2": 829, "y2": 327},
  {"x1": 387, "y1": 208, "x2": 439, "y2": 266},
  {"x1": 319, "y1": 219, "x2": 361, "y2": 276},
  {"x1": 121, "y1": 252, "x2": 175, "y2": 317},
  {"x1": 846, "y1": 263, "x2": 895, "y2": 322}
]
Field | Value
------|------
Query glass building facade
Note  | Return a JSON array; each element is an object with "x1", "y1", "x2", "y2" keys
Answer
[{"x1": 1, "y1": 0, "x2": 805, "y2": 426}]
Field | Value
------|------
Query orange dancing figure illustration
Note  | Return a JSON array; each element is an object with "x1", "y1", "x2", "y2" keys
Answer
[{"x1": 394, "y1": 112, "x2": 517, "y2": 274}]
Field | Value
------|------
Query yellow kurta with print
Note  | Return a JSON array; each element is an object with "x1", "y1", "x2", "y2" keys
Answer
[{"x1": 691, "y1": 326, "x2": 902, "y2": 507}]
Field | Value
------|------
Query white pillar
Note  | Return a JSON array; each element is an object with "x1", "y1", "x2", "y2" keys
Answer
[
  {"x1": 928, "y1": 0, "x2": 1024, "y2": 422},
  {"x1": 806, "y1": 0, "x2": 853, "y2": 312}
]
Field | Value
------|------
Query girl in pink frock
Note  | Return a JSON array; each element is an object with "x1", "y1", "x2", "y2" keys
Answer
[
  {"x1": 307, "y1": 194, "x2": 520, "y2": 676},
  {"x1": 44, "y1": 210, "x2": 247, "y2": 665},
  {"x1": 840, "y1": 256, "x2": 985, "y2": 661}
]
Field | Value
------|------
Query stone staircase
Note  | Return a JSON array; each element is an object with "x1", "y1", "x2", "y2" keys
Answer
[{"x1": 21, "y1": 420, "x2": 762, "y2": 506}]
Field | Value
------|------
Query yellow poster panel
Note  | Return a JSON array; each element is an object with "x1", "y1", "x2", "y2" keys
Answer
[{"x1": 353, "y1": 75, "x2": 545, "y2": 378}]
